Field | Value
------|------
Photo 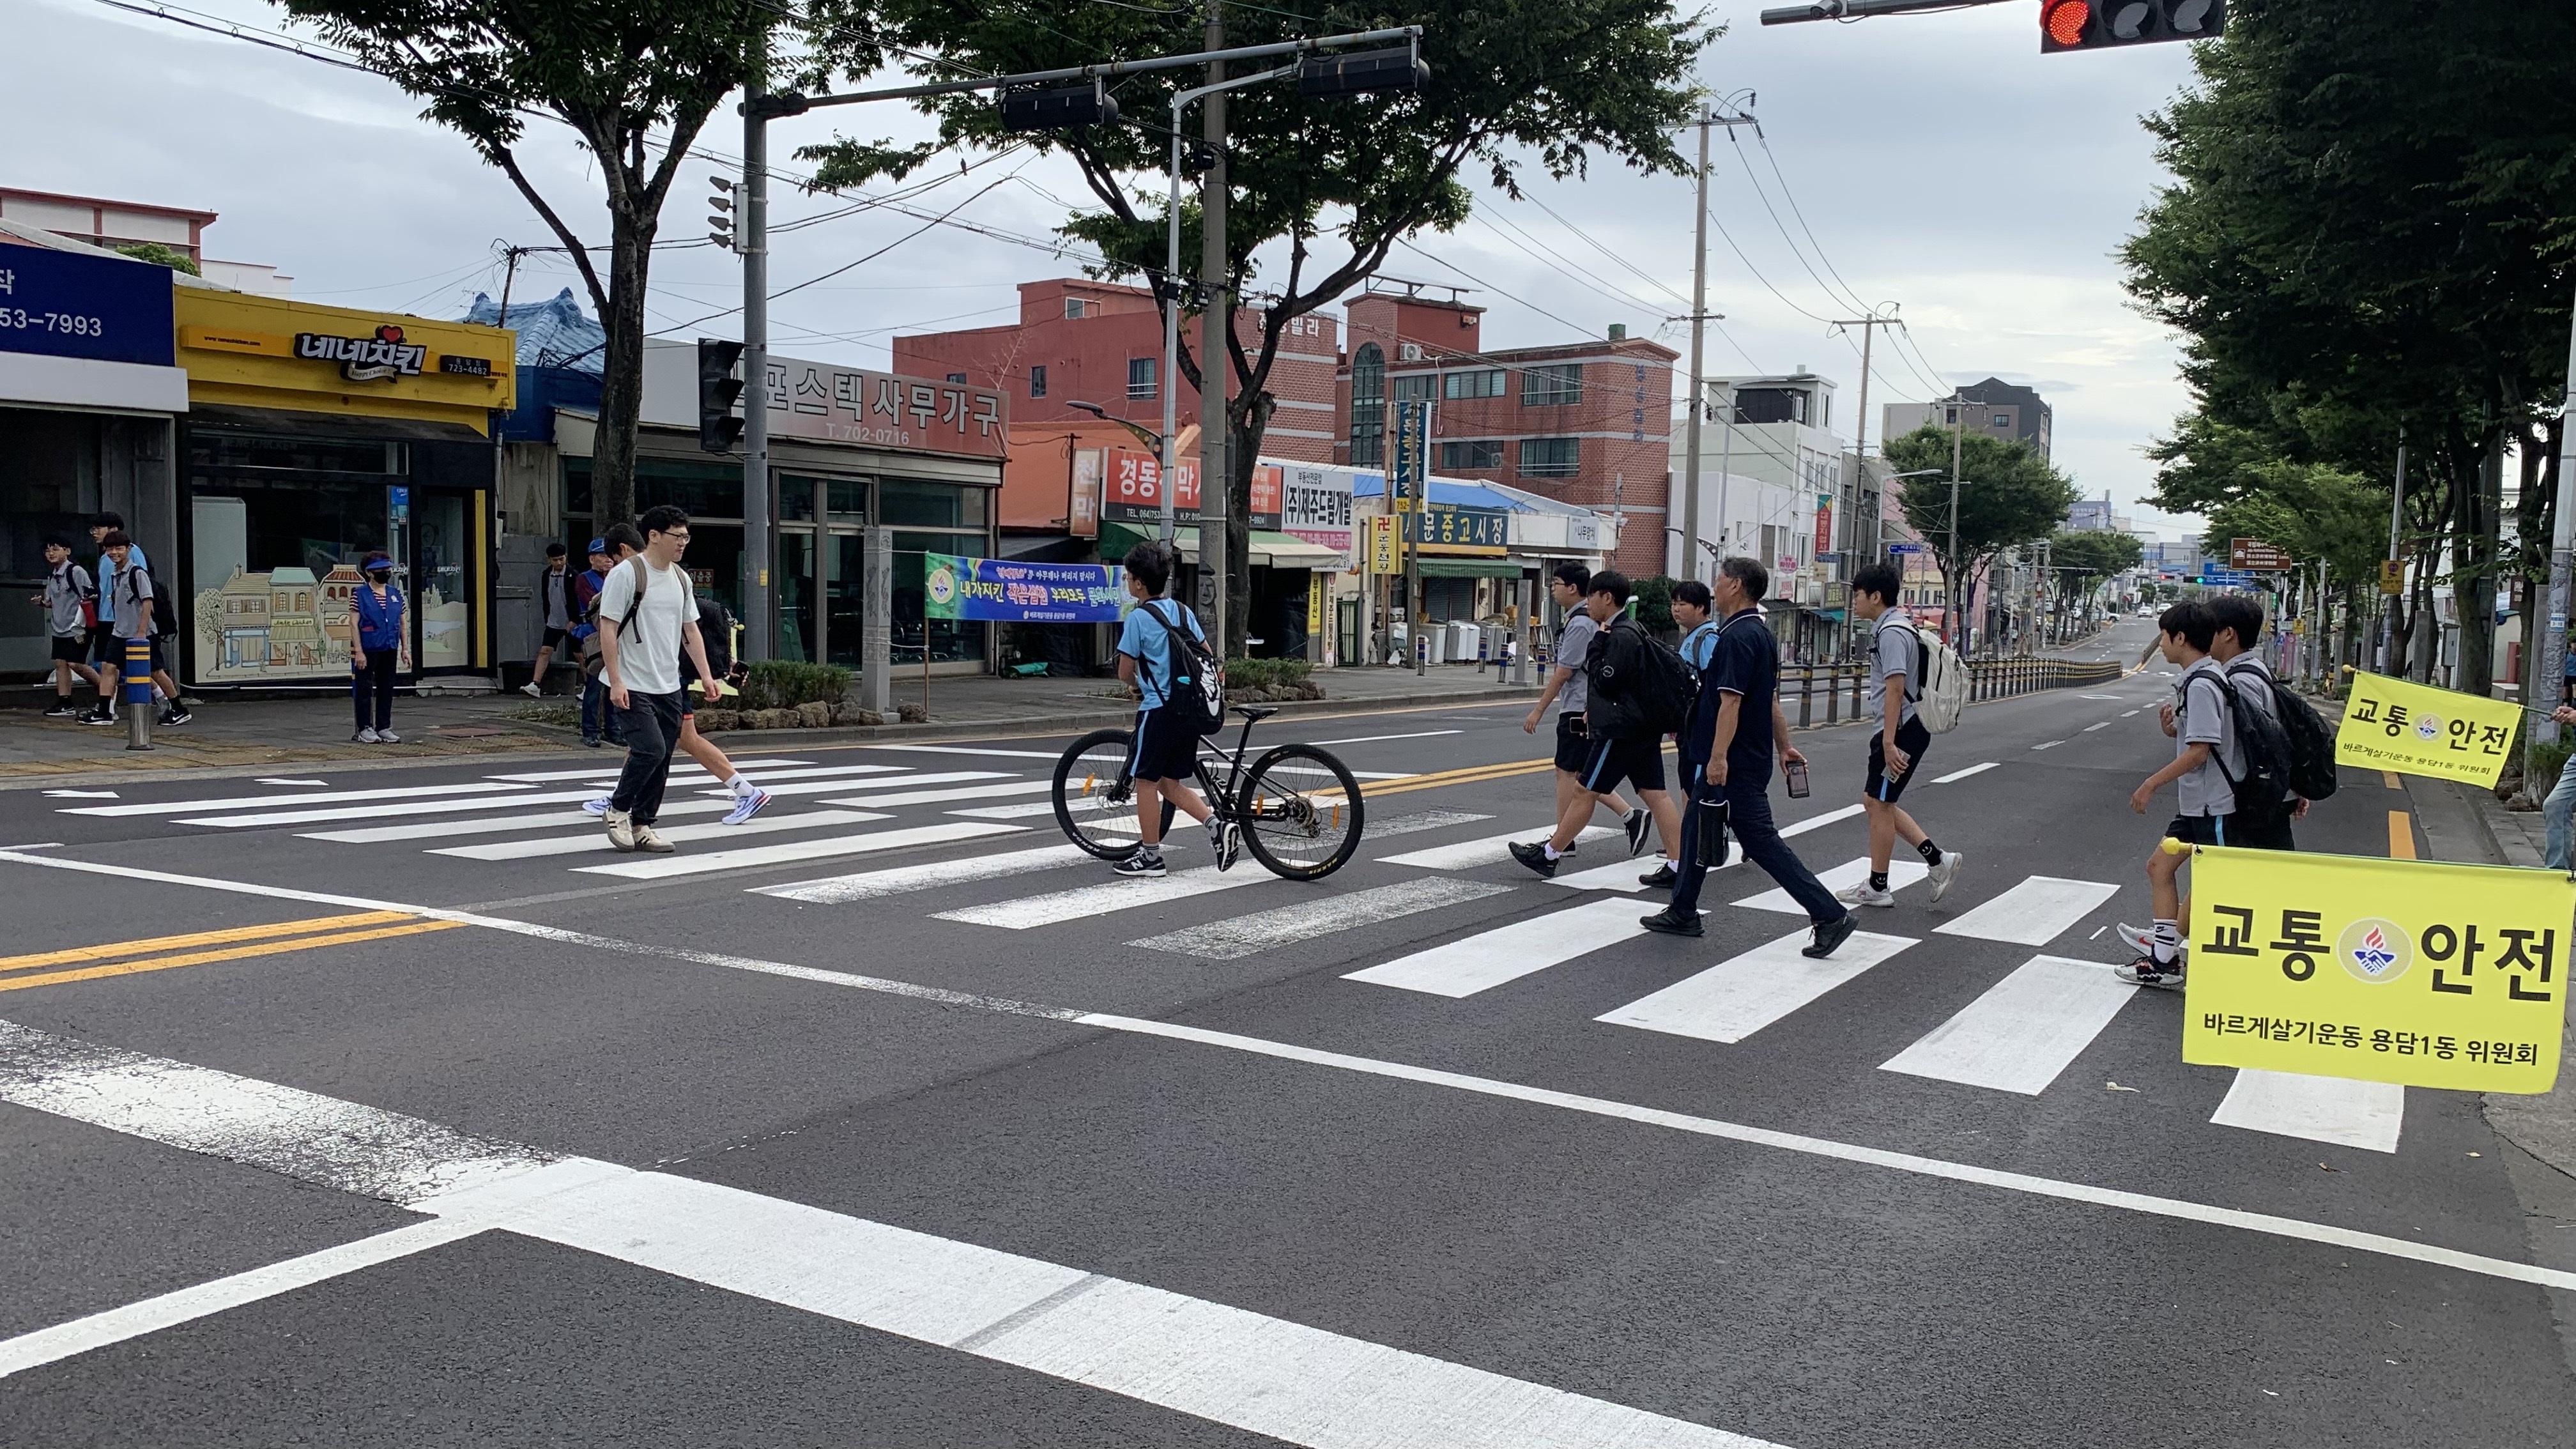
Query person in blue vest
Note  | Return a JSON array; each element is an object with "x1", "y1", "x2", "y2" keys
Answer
[{"x1": 349, "y1": 551, "x2": 407, "y2": 744}]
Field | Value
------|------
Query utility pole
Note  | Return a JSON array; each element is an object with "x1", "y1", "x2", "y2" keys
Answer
[
  {"x1": 2536, "y1": 288, "x2": 2576, "y2": 756},
  {"x1": 1676, "y1": 102, "x2": 1758, "y2": 585},
  {"x1": 1199, "y1": 0, "x2": 1231, "y2": 643},
  {"x1": 1832, "y1": 310, "x2": 1899, "y2": 628},
  {"x1": 740, "y1": 50, "x2": 773, "y2": 659},
  {"x1": 2384, "y1": 435, "x2": 2407, "y2": 673},
  {"x1": 1944, "y1": 392, "x2": 1968, "y2": 647}
]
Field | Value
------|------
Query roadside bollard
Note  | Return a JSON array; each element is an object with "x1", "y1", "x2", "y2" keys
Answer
[{"x1": 123, "y1": 639, "x2": 152, "y2": 751}]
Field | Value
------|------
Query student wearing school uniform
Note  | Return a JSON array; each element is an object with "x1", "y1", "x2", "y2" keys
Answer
[
  {"x1": 1110, "y1": 540, "x2": 1237, "y2": 878},
  {"x1": 2119, "y1": 600, "x2": 2237, "y2": 990},
  {"x1": 31, "y1": 534, "x2": 102, "y2": 717}
]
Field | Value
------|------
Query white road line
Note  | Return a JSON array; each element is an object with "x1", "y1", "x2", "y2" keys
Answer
[
  {"x1": 1779, "y1": 804, "x2": 1864, "y2": 838},
  {"x1": 1547, "y1": 855, "x2": 1701, "y2": 892},
  {"x1": 181, "y1": 789, "x2": 601, "y2": 829},
  {"x1": 1931, "y1": 763, "x2": 1998, "y2": 784},
  {"x1": 694, "y1": 763, "x2": 912, "y2": 786},
  {"x1": 740, "y1": 769, "x2": 1013, "y2": 801},
  {"x1": 486, "y1": 760, "x2": 816, "y2": 783},
  {"x1": 2079, "y1": 694, "x2": 2122, "y2": 700},
  {"x1": 1379, "y1": 824, "x2": 1617, "y2": 870},
  {"x1": 0, "y1": 850, "x2": 2564, "y2": 1296},
  {"x1": 947, "y1": 799, "x2": 1069, "y2": 820},
  {"x1": 65, "y1": 781, "x2": 532, "y2": 818},
  {"x1": 2083, "y1": 722, "x2": 2112, "y2": 733},
  {"x1": 574, "y1": 821, "x2": 1027, "y2": 880},
  {"x1": 820, "y1": 779, "x2": 1053, "y2": 809},
  {"x1": 1879, "y1": 955, "x2": 2136, "y2": 1095},
  {"x1": 430, "y1": 810, "x2": 892, "y2": 862},
  {"x1": 1344, "y1": 897, "x2": 1648, "y2": 998},
  {"x1": 1934, "y1": 876, "x2": 2120, "y2": 946},
  {"x1": 252, "y1": 778, "x2": 326, "y2": 786},
  {"x1": 1369, "y1": 809, "x2": 1496, "y2": 838},
  {"x1": 300, "y1": 797, "x2": 737, "y2": 843},
  {"x1": 2121, "y1": 709, "x2": 2142, "y2": 717},
  {"x1": 2211, "y1": 1069, "x2": 2406, "y2": 1154},
  {"x1": 0, "y1": 1220, "x2": 485, "y2": 1381},
  {"x1": 1595, "y1": 928, "x2": 1917, "y2": 1043},
  {"x1": 1301, "y1": 729, "x2": 1464, "y2": 746},
  {"x1": 1131, "y1": 880, "x2": 1518, "y2": 962},
  {"x1": 935, "y1": 865, "x2": 1269, "y2": 930},
  {"x1": 1733, "y1": 857, "x2": 1924, "y2": 914},
  {"x1": 859, "y1": 744, "x2": 1071, "y2": 760},
  {"x1": 2031, "y1": 740, "x2": 2064, "y2": 751},
  {"x1": 753, "y1": 844, "x2": 1096, "y2": 903}
]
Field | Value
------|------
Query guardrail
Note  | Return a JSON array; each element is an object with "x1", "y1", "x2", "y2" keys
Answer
[{"x1": 1778, "y1": 657, "x2": 2128, "y2": 729}]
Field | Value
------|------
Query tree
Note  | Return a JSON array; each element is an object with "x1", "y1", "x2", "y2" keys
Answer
[
  {"x1": 2048, "y1": 528, "x2": 2143, "y2": 619},
  {"x1": 798, "y1": 0, "x2": 1708, "y2": 655},
  {"x1": 1883, "y1": 425, "x2": 2077, "y2": 647},
  {"x1": 282, "y1": 0, "x2": 770, "y2": 527},
  {"x1": 117, "y1": 242, "x2": 200, "y2": 276}
]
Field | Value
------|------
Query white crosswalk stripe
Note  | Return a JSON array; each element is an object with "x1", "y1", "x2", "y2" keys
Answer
[
  {"x1": 1343, "y1": 897, "x2": 1650, "y2": 997},
  {"x1": 182, "y1": 790, "x2": 599, "y2": 829},
  {"x1": 1130, "y1": 880, "x2": 1518, "y2": 962},
  {"x1": 576, "y1": 821, "x2": 1027, "y2": 881},
  {"x1": 302, "y1": 797, "x2": 738, "y2": 843},
  {"x1": 934, "y1": 864, "x2": 1271, "y2": 930},
  {"x1": 429, "y1": 809, "x2": 893, "y2": 862},
  {"x1": 485, "y1": 760, "x2": 815, "y2": 783},
  {"x1": 819, "y1": 779, "x2": 1053, "y2": 809},
  {"x1": 752, "y1": 844, "x2": 1096, "y2": 903},
  {"x1": 1594, "y1": 928, "x2": 1917, "y2": 1044},
  {"x1": 1732, "y1": 857, "x2": 1926, "y2": 914},
  {"x1": 1934, "y1": 876, "x2": 2119, "y2": 945},
  {"x1": 65, "y1": 781, "x2": 532, "y2": 817},
  {"x1": 728, "y1": 770, "x2": 1011, "y2": 801},
  {"x1": 1545, "y1": 854, "x2": 1699, "y2": 892},
  {"x1": 1379, "y1": 824, "x2": 1617, "y2": 870},
  {"x1": 1878, "y1": 954, "x2": 2136, "y2": 1094},
  {"x1": 2211, "y1": 1069, "x2": 2405, "y2": 1153}
]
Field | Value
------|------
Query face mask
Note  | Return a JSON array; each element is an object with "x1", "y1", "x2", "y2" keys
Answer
[{"x1": 368, "y1": 572, "x2": 392, "y2": 584}]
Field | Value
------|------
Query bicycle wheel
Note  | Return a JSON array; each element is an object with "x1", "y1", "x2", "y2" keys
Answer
[
  {"x1": 1053, "y1": 728, "x2": 1154, "y2": 860},
  {"x1": 1235, "y1": 743, "x2": 1365, "y2": 880}
]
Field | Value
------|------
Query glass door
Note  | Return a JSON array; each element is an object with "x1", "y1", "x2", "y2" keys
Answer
[
  {"x1": 826, "y1": 530, "x2": 866, "y2": 668},
  {"x1": 415, "y1": 490, "x2": 473, "y2": 670},
  {"x1": 776, "y1": 528, "x2": 815, "y2": 663}
]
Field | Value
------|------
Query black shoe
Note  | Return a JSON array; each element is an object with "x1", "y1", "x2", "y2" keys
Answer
[
  {"x1": 1637, "y1": 862, "x2": 1677, "y2": 888},
  {"x1": 1639, "y1": 906, "x2": 1703, "y2": 937},
  {"x1": 1624, "y1": 806, "x2": 1651, "y2": 857},
  {"x1": 79, "y1": 709, "x2": 114, "y2": 726},
  {"x1": 160, "y1": 709, "x2": 191, "y2": 726},
  {"x1": 583, "y1": 735, "x2": 603, "y2": 748},
  {"x1": 42, "y1": 702, "x2": 77, "y2": 718},
  {"x1": 1507, "y1": 840, "x2": 1559, "y2": 878},
  {"x1": 1803, "y1": 912, "x2": 1859, "y2": 959}
]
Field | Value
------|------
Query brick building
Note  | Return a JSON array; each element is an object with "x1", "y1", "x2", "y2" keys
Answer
[
  {"x1": 1333, "y1": 282, "x2": 1673, "y2": 577},
  {"x1": 893, "y1": 278, "x2": 1338, "y2": 464}
]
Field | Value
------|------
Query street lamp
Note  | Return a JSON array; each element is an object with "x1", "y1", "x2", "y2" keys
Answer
[{"x1": 1066, "y1": 400, "x2": 1162, "y2": 452}]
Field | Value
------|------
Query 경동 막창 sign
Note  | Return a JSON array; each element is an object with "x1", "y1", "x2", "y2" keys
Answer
[
  {"x1": 2181, "y1": 845, "x2": 2566, "y2": 1094},
  {"x1": 922, "y1": 553, "x2": 1122, "y2": 624},
  {"x1": 2334, "y1": 670, "x2": 2523, "y2": 786}
]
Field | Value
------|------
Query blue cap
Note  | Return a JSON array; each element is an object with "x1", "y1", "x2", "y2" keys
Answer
[
  {"x1": 587, "y1": 537, "x2": 608, "y2": 555},
  {"x1": 360, "y1": 551, "x2": 393, "y2": 572}
]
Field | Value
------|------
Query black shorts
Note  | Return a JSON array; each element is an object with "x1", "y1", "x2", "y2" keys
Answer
[
  {"x1": 542, "y1": 626, "x2": 572, "y2": 650},
  {"x1": 1578, "y1": 732, "x2": 1666, "y2": 795},
  {"x1": 50, "y1": 635, "x2": 87, "y2": 663},
  {"x1": 1130, "y1": 707, "x2": 1200, "y2": 783},
  {"x1": 2165, "y1": 815, "x2": 2234, "y2": 848},
  {"x1": 87, "y1": 624, "x2": 120, "y2": 666},
  {"x1": 1866, "y1": 717, "x2": 1933, "y2": 804},
  {"x1": 678, "y1": 658, "x2": 698, "y2": 717},
  {"x1": 96, "y1": 635, "x2": 162, "y2": 675},
  {"x1": 1552, "y1": 712, "x2": 1590, "y2": 773}
]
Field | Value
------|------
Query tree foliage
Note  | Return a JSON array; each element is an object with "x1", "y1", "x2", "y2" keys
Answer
[
  {"x1": 1884, "y1": 425, "x2": 2077, "y2": 634},
  {"x1": 2048, "y1": 528, "x2": 2144, "y2": 610},
  {"x1": 797, "y1": 0, "x2": 1708, "y2": 652},
  {"x1": 116, "y1": 242, "x2": 200, "y2": 277},
  {"x1": 281, "y1": 0, "x2": 768, "y2": 527}
]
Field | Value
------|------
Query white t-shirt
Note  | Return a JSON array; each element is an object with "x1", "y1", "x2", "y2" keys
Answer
[{"x1": 596, "y1": 558, "x2": 694, "y2": 697}]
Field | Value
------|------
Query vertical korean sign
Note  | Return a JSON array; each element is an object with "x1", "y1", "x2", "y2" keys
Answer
[
  {"x1": 1813, "y1": 494, "x2": 1834, "y2": 562},
  {"x1": 1390, "y1": 402, "x2": 1431, "y2": 514}
]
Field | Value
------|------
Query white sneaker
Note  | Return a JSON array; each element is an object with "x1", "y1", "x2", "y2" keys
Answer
[
  {"x1": 375, "y1": 729, "x2": 399, "y2": 744},
  {"x1": 2116, "y1": 922, "x2": 2168, "y2": 957},
  {"x1": 722, "y1": 786, "x2": 772, "y2": 825},
  {"x1": 1834, "y1": 882, "x2": 1897, "y2": 908},
  {"x1": 2113, "y1": 958, "x2": 2187, "y2": 991},
  {"x1": 353, "y1": 727, "x2": 379, "y2": 744},
  {"x1": 1926, "y1": 850, "x2": 1965, "y2": 903},
  {"x1": 605, "y1": 808, "x2": 638, "y2": 852},
  {"x1": 519, "y1": 682, "x2": 542, "y2": 697},
  {"x1": 634, "y1": 824, "x2": 675, "y2": 854},
  {"x1": 582, "y1": 794, "x2": 613, "y2": 817}
]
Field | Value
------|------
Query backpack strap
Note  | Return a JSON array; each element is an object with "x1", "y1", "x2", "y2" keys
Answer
[
  {"x1": 613, "y1": 555, "x2": 652, "y2": 640},
  {"x1": 1137, "y1": 599, "x2": 1190, "y2": 700}
]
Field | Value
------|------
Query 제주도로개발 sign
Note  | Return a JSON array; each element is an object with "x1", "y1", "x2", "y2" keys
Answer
[
  {"x1": 2333, "y1": 670, "x2": 2523, "y2": 786},
  {"x1": 2181, "y1": 845, "x2": 2566, "y2": 1093},
  {"x1": 921, "y1": 553, "x2": 1122, "y2": 624}
]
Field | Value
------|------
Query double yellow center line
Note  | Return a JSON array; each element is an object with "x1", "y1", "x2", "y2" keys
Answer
[
  {"x1": 0, "y1": 911, "x2": 463, "y2": 995},
  {"x1": 1339, "y1": 756, "x2": 1558, "y2": 804}
]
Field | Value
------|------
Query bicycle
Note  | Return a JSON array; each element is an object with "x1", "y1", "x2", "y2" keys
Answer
[{"x1": 1051, "y1": 705, "x2": 1365, "y2": 880}]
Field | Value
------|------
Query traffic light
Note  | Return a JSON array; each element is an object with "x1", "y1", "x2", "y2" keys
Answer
[
  {"x1": 1298, "y1": 40, "x2": 1429, "y2": 98},
  {"x1": 708, "y1": 175, "x2": 735, "y2": 250},
  {"x1": 2041, "y1": 0, "x2": 2223, "y2": 52},
  {"x1": 998, "y1": 77, "x2": 1120, "y2": 132},
  {"x1": 697, "y1": 337, "x2": 744, "y2": 454}
]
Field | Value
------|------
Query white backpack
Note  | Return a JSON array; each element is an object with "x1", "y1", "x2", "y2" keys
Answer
[{"x1": 1902, "y1": 622, "x2": 1968, "y2": 734}]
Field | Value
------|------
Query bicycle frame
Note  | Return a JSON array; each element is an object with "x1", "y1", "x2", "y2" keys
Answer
[{"x1": 1185, "y1": 711, "x2": 1269, "y2": 821}]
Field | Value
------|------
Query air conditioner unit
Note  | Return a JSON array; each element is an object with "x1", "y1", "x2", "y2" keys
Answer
[
  {"x1": 1794, "y1": 578, "x2": 1825, "y2": 607},
  {"x1": 1398, "y1": 342, "x2": 1424, "y2": 362}
]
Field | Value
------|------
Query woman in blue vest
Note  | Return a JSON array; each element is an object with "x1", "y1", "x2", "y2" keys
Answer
[{"x1": 350, "y1": 551, "x2": 407, "y2": 744}]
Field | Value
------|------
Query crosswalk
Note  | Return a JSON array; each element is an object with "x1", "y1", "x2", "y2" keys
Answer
[{"x1": 58, "y1": 757, "x2": 2414, "y2": 1158}]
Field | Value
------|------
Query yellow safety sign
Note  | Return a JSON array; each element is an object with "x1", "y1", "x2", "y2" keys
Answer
[
  {"x1": 2181, "y1": 845, "x2": 2566, "y2": 1093},
  {"x1": 2379, "y1": 559, "x2": 2405, "y2": 595},
  {"x1": 1365, "y1": 514, "x2": 1401, "y2": 574},
  {"x1": 2333, "y1": 670, "x2": 2522, "y2": 787},
  {"x1": 1307, "y1": 573, "x2": 1324, "y2": 634}
]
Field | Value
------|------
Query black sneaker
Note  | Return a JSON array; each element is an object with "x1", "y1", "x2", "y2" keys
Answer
[
  {"x1": 42, "y1": 702, "x2": 77, "y2": 718},
  {"x1": 1639, "y1": 906, "x2": 1702, "y2": 937},
  {"x1": 79, "y1": 709, "x2": 114, "y2": 726},
  {"x1": 2113, "y1": 958, "x2": 2187, "y2": 992},
  {"x1": 1508, "y1": 840, "x2": 1559, "y2": 878},
  {"x1": 1113, "y1": 850, "x2": 1167, "y2": 878},
  {"x1": 160, "y1": 709, "x2": 192, "y2": 726},
  {"x1": 1637, "y1": 862, "x2": 1676, "y2": 889},
  {"x1": 1624, "y1": 806, "x2": 1652, "y2": 857},
  {"x1": 1802, "y1": 912, "x2": 1859, "y2": 959}
]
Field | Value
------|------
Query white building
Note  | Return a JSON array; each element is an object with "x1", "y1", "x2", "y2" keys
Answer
[{"x1": 1664, "y1": 372, "x2": 1843, "y2": 584}]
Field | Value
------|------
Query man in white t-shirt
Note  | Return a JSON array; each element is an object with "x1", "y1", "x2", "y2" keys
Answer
[{"x1": 595, "y1": 505, "x2": 718, "y2": 853}]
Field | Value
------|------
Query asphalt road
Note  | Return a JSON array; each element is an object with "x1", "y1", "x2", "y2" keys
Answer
[{"x1": 4, "y1": 613, "x2": 2573, "y2": 1448}]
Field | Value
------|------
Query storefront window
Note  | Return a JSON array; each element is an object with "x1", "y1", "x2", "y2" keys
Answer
[
  {"x1": 186, "y1": 473, "x2": 395, "y2": 683},
  {"x1": 894, "y1": 530, "x2": 986, "y2": 665},
  {"x1": 565, "y1": 457, "x2": 744, "y2": 522},
  {"x1": 879, "y1": 477, "x2": 988, "y2": 528}
]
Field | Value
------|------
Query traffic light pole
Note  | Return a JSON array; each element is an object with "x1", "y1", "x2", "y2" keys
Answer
[
  {"x1": 740, "y1": 59, "x2": 773, "y2": 660},
  {"x1": 2533, "y1": 285, "x2": 2576, "y2": 758},
  {"x1": 1199, "y1": 3, "x2": 1232, "y2": 647},
  {"x1": 1760, "y1": 0, "x2": 2015, "y2": 22}
]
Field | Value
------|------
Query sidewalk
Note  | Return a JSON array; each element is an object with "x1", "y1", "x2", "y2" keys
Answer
[{"x1": 0, "y1": 663, "x2": 1540, "y2": 782}]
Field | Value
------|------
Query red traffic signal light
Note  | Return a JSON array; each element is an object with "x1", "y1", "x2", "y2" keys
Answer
[
  {"x1": 2041, "y1": 0, "x2": 2091, "y2": 49},
  {"x1": 2042, "y1": 0, "x2": 2222, "y2": 52}
]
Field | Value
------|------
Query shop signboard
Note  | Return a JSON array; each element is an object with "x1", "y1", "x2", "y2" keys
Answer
[
  {"x1": 1250, "y1": 463, "x2": 1284, "y2": 531},
  {"x1": 2230, "y1": 537, "x2": 2292, "y2": 572},
  {"x1": 0, "y1": 245, "x2": 174, "y2": 367},
  {"x1": 1365, "y1": 514, "x2": 1401, "y2": 574},
  {"x1": 1404, "y1": 504, "x2": 1510, "y2": 552},
  {"x1": 923, "y1": 553, "x2": 1123, "y2": 624},
  {"x1": 1390, "y1": 399, "x2": 1431, "y2": 509},
  {"x1": 1813, "y1": 493, "x2": 1834, "y2": 560},
  {"x1": 1068, "y1": 448, "x2": 1104, "y2": 540},
  {"x1": 759, "y1": 360, "x2": 1006, "y2": 459},
  {"x1": 1100, "y1": 446, "x2": 1200, "y2": 525},
  {"x1": 1278, "y1": 463, "x2": 1355, "y2": 566}
]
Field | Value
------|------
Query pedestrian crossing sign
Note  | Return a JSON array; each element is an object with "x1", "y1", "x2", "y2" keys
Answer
[
  {"x1": 2181, "y1": 845, "x2": 2567, "y2": 1093},
  {"x1": 2334, "y1": 670, "x2": 2522, "y2": 786}
]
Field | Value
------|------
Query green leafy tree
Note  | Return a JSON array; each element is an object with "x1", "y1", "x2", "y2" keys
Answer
[
  {"x1": 1883, "y1": 424, "x2": 2078, "y2": 643},
  {"x1": 116, "y1": 242, "x2": 200, "y2": 276},
  {"x1": 281, "y1": 0, "x2": 770, "y2": 527},
  {"x1": 2047, "y1": 528, "x2": 2144, "y2": 618},
  {"x1": 797, "y1": 0, "x2": 1708, "y2": 654}
]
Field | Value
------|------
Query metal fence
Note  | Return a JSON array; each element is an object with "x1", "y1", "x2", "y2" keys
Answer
[{"x1": 1777, "y1": 657, "x2": 2128, "y2": 729}]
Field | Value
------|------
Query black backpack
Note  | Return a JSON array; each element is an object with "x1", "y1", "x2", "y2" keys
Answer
[
  {"x1": 2227, "y1": 660, "x2": 2339, "y2": 802},
  {"x1": 150, "y1": 571, "x2": 180, "y2": 640},
  {"x1": 1138, "y1": 601, "x2": 1225, "y2": 737},
  {"x1": 2212, "y1": 675, "x2": 2298, "y2": 828},
  {"x1": 1588, "y1": 617, "x2": 1701, "y2": 736}
]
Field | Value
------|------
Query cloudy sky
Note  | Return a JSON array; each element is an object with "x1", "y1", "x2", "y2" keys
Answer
[{"x1": 11, "y1": 0, "x2": 2203, "y2": 537}]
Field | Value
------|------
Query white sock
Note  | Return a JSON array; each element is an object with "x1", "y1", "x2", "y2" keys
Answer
[
  {"x1": 725, "y1": 772, "x2": 749, "y2": 794},
  {"x1": 1544, "y1": 844, "x2": 1563, "y2": 861},
  {"x1": 2150, "y1": 920, "x2": 2181, "y2": 965}
]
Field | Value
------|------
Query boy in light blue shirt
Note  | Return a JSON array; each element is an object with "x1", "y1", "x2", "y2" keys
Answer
[{"x1": 1112, "y1": 541, "x2": 1237, "y2": 878}]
